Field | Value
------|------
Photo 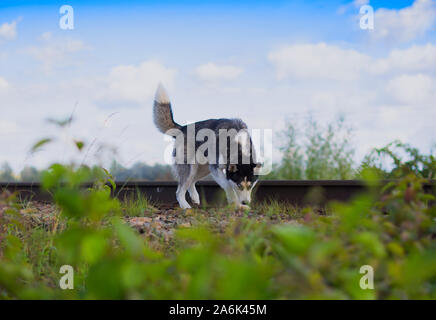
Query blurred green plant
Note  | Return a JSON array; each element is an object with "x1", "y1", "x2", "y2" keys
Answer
[{"x1": 358, "y1": 140, "x2": 436, "y2": 179}]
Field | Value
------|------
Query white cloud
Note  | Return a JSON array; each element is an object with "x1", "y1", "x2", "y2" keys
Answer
[
  {"x1": 0, "y1": 20, "x2": 17, "y2": 41},
  {"x1": 341, "y1": 0, "x2": 436, "y2": 43},
  {"x1": 39, "y1": 31, "x2": 53, "y2": 41},
  {"x1": 269, "y1": 42, "x2": 436, "y2": 80},
  {"x1": 268, "y1": 43, "x2": 371, "y2": 81},
  {"x1": 337, "y1": 0, "x2": 369, "y2": 15},
  {"x1": 0, "y1": 120, "x2": 19, "y2": 135},
  {"x1": 0, "y1": 76, "x2": 10, "y2": 92},
  {"x1": 99, "y1": 60, "x2": 176, "y2": 104},
  {"x1": 27, "y1": 33, "x2": 87, "y2": 71},
  {"x1": 0, "y1": 59, "x2": 177, "y2": 171},
  {"x1": 268, "y1": 41, "x2": 436, "y2": 161},
  {"x1": 194, "y1": 63, "x2": 243, "y2": 82},
  {"x1": 373, "y1": 43, "x2": 436, "y2": 74},
  {"x1": 371, "y1": 0, "x2": 436, "y2": 43},
  {"x1": 353, "y1": 0, "x2": 369, "y2": 6},
  {"x1": 386, "y1": 74, "x2": 435, "y2": 104}
]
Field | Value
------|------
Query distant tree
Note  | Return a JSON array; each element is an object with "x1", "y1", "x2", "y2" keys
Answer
[
  {"x1": 266, "y1": 116, "x2": 355, "y2": 180},
  {"x1": 20, "y1": 166, "x2": 41, "y2": 182},
  {"x1": 110, "y1": 160, "x2": 173, "y2": 181},
  {"x1": 271, "y1": 122, "x2": 305, "y2": 179},
  {"x1": 0, "y1": 162, "x2": 16, "y2": 182}
]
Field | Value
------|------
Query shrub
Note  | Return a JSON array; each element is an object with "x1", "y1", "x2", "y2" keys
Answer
[
  {"x1": 358, "y1": 140, "x2": 436, "y2": 179},
  {"x1": 266, "y1": 116, "x2": 355, "y2": 180}
]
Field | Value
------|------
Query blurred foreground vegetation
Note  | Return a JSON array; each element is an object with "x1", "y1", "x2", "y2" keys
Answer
[
  {"x1": 0, "y1": 117, "x2": 435, "y2": 299},
  {"x1": 1, "y1": 162, "x2": 435, "y2": 299}
]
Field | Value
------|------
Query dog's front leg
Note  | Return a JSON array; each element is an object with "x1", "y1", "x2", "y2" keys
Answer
[
  {"x1": 176, "y1": 184, "x2": 191, "y2": 209},
  {"x1": 223, "y1": 185, "x2": 239, "y2": 205},
  {"x1": 223, "y1": 184, "x2": 250, "y2": 210},
  {"x1": 209, "y1": 165, "x2": 243, "y2": 207},
  {"x1": 188, "y1": 183, "x2": 200, "y2": 205},
  {"x1": 224, "y1": 186, "x2": 250, "y2": 210}
]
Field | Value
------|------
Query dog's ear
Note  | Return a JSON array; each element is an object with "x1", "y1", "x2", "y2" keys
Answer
[{"x1": 228, "y1": 164, "x2": 238, "y2": 173}]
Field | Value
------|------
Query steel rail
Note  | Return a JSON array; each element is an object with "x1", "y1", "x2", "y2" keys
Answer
[{"x1": 1, "y1": 180, "x2": 435, "y2": 207}]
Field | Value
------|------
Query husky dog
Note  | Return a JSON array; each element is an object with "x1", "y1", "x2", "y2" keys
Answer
[{"x1": 153, "y1": 84, "x2": 261, "y2": 209}]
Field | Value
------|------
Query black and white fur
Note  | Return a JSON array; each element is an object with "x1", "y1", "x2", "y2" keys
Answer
[{"x1": 153, "y1": 84, "x2": 260, "y2": 209}]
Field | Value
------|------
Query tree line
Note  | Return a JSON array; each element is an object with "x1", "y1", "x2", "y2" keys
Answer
[{"x1": 1, "y1": 116, "x2": 435, "y2": 181}]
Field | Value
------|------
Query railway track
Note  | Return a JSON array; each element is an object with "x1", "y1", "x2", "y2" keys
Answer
[{"x1": 2, "y1": 180, "x2": 435, "y2": 207}]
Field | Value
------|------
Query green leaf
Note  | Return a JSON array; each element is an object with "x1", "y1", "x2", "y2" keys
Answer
[
  {"x1": 81, "y1": 233, "x2": 108, "y2": 264},
  {"x1": 102, "y1": 167, "x2": 116, "y2": 191},
  {"x1": 47, "y1": 117, "x2": 73, "y2": 127},
  {"x1": 352, "y1": 232, "x2": 386, "y2": 258},
  {"x1": 273, "y1": 225, "x2": 316, "y2": 255},
  {"x1": 74, "y1": 140, "x2": 85, "y2": 151},
  {"x1": 30, "y1": 138, "x2": 52, "y2": 153},
  {"x1": 54, "y1": 188, "x2": 86, "y2": 218}
]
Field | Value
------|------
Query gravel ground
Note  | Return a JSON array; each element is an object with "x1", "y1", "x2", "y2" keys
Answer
[{"x1": 1, "y1": 200, "x2": 302, "y2": 243}]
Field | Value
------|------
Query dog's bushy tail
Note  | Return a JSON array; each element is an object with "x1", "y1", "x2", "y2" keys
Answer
[{"x1": 153, "y1": 84, "x2": 182, "y2": 135}]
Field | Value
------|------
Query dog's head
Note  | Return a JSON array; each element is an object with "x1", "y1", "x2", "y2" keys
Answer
[{"x1": 226, "y1": 162, "x2": 261, "y2": 205}]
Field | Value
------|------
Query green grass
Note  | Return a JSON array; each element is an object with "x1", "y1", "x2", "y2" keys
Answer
[
  {"x1": 254, "y1": 199, "x2": 304, "y2": 219},
  {"x1": 119, "y1": 190, "x2": 157, "y2": 217}
]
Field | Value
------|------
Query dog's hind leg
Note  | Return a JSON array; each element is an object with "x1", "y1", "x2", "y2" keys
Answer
[
  {"x1": 175, "y1": 164, "x2": 200, "y2": 209},
  {"x1": 187, "y1": 165, "x2": 210, "y2": 205},
  {"x1": 174, "y1": 164, "x2": 192, "y2": 209},
  {"x1": 188, "y1": 183, "x2": 200, "y2": 205}
]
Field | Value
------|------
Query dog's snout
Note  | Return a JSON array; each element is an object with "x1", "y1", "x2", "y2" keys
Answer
[{"x1": 241, "y1": 200, "x2": 249, "y2": 205}]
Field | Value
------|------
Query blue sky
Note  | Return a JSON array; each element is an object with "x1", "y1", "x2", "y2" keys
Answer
[{"x1": 0, "y1": 0, "x2": 435, "y2": 173}]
